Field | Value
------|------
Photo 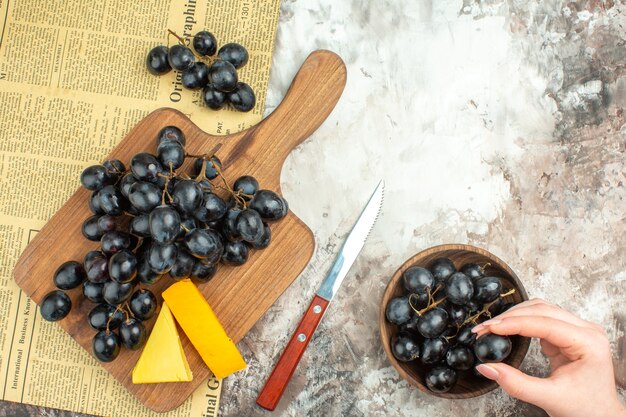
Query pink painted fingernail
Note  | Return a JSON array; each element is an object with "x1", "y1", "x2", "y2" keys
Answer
[
  {"x1": 476, "y1": 364, "x2": 499, "y2": 381},
  {"x1": 482, "y1": 318, "x2": 501, "y2": 326}
]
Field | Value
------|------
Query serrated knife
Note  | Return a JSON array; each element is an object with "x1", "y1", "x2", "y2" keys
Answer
[{"x1": 256, "y1": 180, "x2": 384, "y2": 411}]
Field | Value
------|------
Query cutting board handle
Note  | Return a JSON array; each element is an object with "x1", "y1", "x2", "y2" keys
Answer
[{"x1": 233, "y1": 50, "x2": 347, "y2": 172}]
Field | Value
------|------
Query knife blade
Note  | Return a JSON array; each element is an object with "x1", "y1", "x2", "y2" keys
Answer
[{"x1": 256, "y1": 180, "x2": 384, "y2": 411}]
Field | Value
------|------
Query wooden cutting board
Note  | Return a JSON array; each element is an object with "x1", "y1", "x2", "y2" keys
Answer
[{"x1": 12, "y1": 50, "x2": 347, "y2": 412}]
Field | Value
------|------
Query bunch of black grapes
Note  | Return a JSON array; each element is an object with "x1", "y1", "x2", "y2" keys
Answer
[
  {"x1": 147, "y1": 30, "x2": 255, "y2": 112},
  {"x1": 385, "y1": 259, "x2": 517, "y2": 393},
  {"x1": 39, "y1": 125, "x2": 288, "y2": 362}
]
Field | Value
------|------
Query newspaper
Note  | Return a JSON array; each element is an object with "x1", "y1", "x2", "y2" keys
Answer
[{"x1": 0, "y1": 0, "x2": 280, "y2": 415}]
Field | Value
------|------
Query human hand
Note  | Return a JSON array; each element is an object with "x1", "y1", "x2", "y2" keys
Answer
[{"x1": 471, "y1": 298, "x2": 625, "y2": 417}]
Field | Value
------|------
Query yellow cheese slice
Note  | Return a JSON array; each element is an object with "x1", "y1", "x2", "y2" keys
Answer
[
  {"x1": 162, "y1": 279, "x2": 247, "y2": 379},
  {"x1": 132, "y1": 302, "x2": 193, "y2": 384}
]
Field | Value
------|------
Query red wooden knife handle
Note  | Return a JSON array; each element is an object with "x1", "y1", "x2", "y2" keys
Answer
[{"x1": 256, "y1": 294, "x2": 330, "y2": 411}]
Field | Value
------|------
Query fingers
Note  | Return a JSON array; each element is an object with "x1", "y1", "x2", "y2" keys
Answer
[
  {"x1": 476, "y1": 362, "x2": 554, "y2": 408},
  {"x1": 493, "y1": 300, "x2": 594, "y2": 330},
  {"x1": 472, "y1": 316, "x2": 592, "y2": 360}
]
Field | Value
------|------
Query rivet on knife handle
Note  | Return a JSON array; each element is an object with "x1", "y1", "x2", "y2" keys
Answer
[{"x1": 256, "y1": 294, "x2": 330, "y2": 411}]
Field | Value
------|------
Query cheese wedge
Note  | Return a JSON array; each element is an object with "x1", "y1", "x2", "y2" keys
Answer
[
  {"x1": 162, "y1": 279, "x2": 246, "y2": 378},
  {"x1": 132, "y1": 302, "x2": 193, "y2": 384}
]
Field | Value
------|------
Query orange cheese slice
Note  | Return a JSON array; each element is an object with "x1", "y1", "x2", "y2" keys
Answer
[
  {"x1": 132, "y1": 302, "x2": 193, "y2": 384},
  {"x1": 162, "y1": 279, "x2": 246, "y2": 378}
]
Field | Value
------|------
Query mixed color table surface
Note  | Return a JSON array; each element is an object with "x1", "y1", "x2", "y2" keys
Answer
[{"x1": 4, "y1": 0, "x2": 625, "y2": 416}]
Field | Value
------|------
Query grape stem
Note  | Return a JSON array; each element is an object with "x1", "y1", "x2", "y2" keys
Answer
[
  {"x1": 408, "y1": 292, "x2": 447, "y2": 317},
  {"x1": 185, "y1": 143, "x2": 222, "y2": 161},
  {"x1": 167, "y1": 29, "x2": 216, "y2": 62},
  {"x1": 463, "y1": 288, "x2": 516, "y2": 326},
  {"x1": 167, "y1": 29, "x2": 186, "y2": 47}
]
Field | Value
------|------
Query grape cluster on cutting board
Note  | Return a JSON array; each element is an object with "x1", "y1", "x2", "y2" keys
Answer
[
  {"x1": 147, "y1": 30, "x2": 256, "y2": 112},
  {"x1": 39, "y1": 125, "x2": 288, "y2": 363},
  {"x1": 386, "y1": 259, "x2": 516, "y2": 393}
]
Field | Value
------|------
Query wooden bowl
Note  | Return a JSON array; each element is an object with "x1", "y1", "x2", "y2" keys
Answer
[{"x1": 379, "y1": 244, "x2": 530, "y2": 399}]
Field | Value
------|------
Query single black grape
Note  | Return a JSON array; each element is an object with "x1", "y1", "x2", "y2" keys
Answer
[
  {"x1": 80, "y1": 165, "x2": 113, "y2": 191},
  {"x1": 390, "y1": 331, "x2": 420, "y2": 362},
  {"x1": 128, "y1": 181, "x2": 161, "y2": 213},
  {"x1": 249, "y1": 190, "x2": 288, "y2": 222},
  {"x1": 466, "y1": 300, "x2": 480, "y2": 314},
  {"x1": 98, "y1": 185, "x2": 128, "y2": 216},
  {"x1": 457, "y1": 325, "x2": 477, "y2": 346},
  {"x1": 221, "y1": 240, "x2": 249, "y2": 265},
  {"x1": 233, "y1": 176, "x2": 259, "y2": 200},
  {"x1": 137, "y1": 250, "x2": 162, "y2": 285},
  {"x1": 474, "y1": 334, "x2": 512, "y2": 363},
  {"x1": 82, "y1": 215, "x2": 103, "y2": 241},
  {"x1": 227, "y1": 82, "x2": 256, "y2": 112},
  {"x1": 103, "y1": 281, "x2": 134, "y2": 305},
  {"x1": 172, "y1": 180, "x2": 203, "y2": 215},
  {"x1": 235, "y1": 209, "x2": 264, "y2": 243},
  {"x1": 217, "y1": 43, "x2": 249, "y2": 69},
  {"x1": 460, "y1": 263, "x2": 485, "y2": 281},
  {"x1": 421, "y1": 337, "x2": 449, "y2": 364},
  {"x1": 108, "y1": 249, "x2": 137, "y2": 283},
  {"x1": 129, "y1": 289, "x2": 157, "y2": 321},
  {"x1": 40, "y1": 290, "x2": 71, "y2": 321},
  {"x1": 86, "y1": 254, "x2": 109, "y2": 284},
  {"x1": 193, "y1": 192, "x2": 227, "y2": 223},
  {"x1": 168, "y1": 44, "x2": 195, "y2": 71},
  {"x1": 146, "y1": 45, "x2": 172, "y2": 75},
  {"x1": 425, "y1": 366, "x2": 458, "y2": 393},
  {"x1": 156, "y1": 126, "x2": 186, "y2": 146},
  {"x1": 182, "y1": 61, "x2": 209, "y2": 90},
  {"x1": 119, "y1": 173, "x2": 138, "y2": 199},
  {"x1": 54, "y1": 261, "x2": 86, "y2": 290},
  {"x1": 473, "y1": 277, "x2": 503, "y2": 303},
  {"x1": 209, "y1": 60, "x2": 238, "y2": 92},
  {"x1": 88, "y1": 303, "x2": 124, "y2": 331},
  {"x1": 250, "y1": 222, "x2": 271, "y2": 249},
  {"x1": 119, "y1": 318, "x2": 147, "y2": 350},
  {"x1": 92, "y1": 330, "x2": 121, "y2": 362},
  {"x1": 184, "y1": 228, "x2": 224, "y2": 263},
  {"x1": 221, "y1": 207, "x2": 242, "y2": 242},
  {"x1": 445, "y1": 272, "x2": 474, "y2": 305},
  {"x1": 430, "y1": 258, "x2": 456, "y2": 283},
  {"x1": 157, "y1": 139, "x2": 185, "y2": 170},
  {"x1": 385, "y1": 295, "x2": 412, "y2": 325},
  {"x1": 89, "y1": 191, "x2": 105, "y2": 215},
  {"x1": 101, "y1": 231, "x2": 132, "y2": 255},
  {"x1": 97, "y1": 215, "x2": 117, "y2": 233},
  {"x1": 446, "y1": 303, "x2": 468, "y2": 326},
  {"x1": 83, "y1": 281, "x2": 105, "y2": 303},
  {"x1": 446, "y1": 345, "x2": 474, "y2": 371},
  {"x1": 148, "y1": 242, "x2": 178, "y2": 274},
  {"x1": 130, "y1": 153, "x2": 162, "y2": 183},
  {"x1": 149, "y1": 205, "x2": 181, "y2": 244},
  {"x1": 129, "y1": 214, "x2": 150, "y2": 237},
  {"x1": 417, "y1": 308, "x2": 449, "y2": 338},
  {"x1": 170, "y1": 245, "x2": 196, "y2": 280},
  {"x1": 192, "y1": 156, "x2": 222, "y2": 180},
  {"x1": 402, "y1": 266, "x2": 434, "y2": 295},
  {"x1": 202, "y1": 85, "x2": 227, "y2": 110},
  {"x1": 193, "y1": 31, "x2": 217, "y2": 56},
  {"x1": 191, "y1": 260, "x2": 217, "y2": 283}
]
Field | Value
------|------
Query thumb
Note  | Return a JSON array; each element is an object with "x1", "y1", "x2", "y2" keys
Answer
[{"x1": 476, "y1": 363, "x2": 554, "y2": 407}]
